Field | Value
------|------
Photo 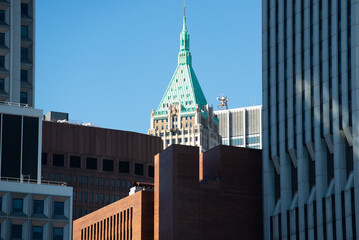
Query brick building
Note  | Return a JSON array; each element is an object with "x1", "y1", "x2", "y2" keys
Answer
[
  {"x1": 73, "y1": 190, "x2": 154, "y2": 240},
  {"x1": 41, "y1": 121, "x2": 162, "y2": 219},
  {"x1": 72, "y1": 144, "x2": 262, "y2": 239},
  {"x1": 155, "y1": 145, "x2": 263, "y2": 240}
]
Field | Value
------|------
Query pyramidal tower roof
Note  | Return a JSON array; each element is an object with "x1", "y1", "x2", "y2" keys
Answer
[{"x1": 154, "y1": 5, "x2": 207, "y2": 117}]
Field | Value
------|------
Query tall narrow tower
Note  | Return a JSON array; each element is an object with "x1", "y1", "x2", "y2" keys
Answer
[{"x1": 148, "y1": 6, "x2": 221, "y2": 152}]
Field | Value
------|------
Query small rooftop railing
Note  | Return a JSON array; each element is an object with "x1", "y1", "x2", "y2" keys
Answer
[
  {"x1": 0, "y1": 101, "x2": 32, "y2": 109},
  {"x1": 0, "y1": 176, "x2": 67, "y2": 186}
]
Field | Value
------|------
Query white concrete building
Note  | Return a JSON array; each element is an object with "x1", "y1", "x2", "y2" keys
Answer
[
  {"x1": 0, "y1": 0, "x2": 35, "y2": 107},
  {"x1": 0, "y1": 104, "x2": 73, "y2": 240},
  {"x1": 215, "y1": 105, "x2": 262, "y2": 149},
  {"x1": 263, "y1": 0, "x2": 357, "y2": 239}
]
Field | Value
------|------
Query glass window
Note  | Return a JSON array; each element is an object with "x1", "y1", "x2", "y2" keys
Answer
[
  {"x1": 70, "y1": 156, "x2": 81, "y2": 168},
  {"x1": 106, "y1": 179, "x2": 110, "y2": 187},
  {"x1": 148, "y1": 165, "x2": 154, "y2": 178},
  {"x1": 106, "y1": 195, "x2": 109, "y2": 204},
  {"x1": 122, "y1": 181, "x2": 126, "y2": 188},
  {"x1": 95, "y1": 178, "x2": 99, "y2": 186},
  {"x1": 33, "y1": 200, "x2": 44, "y2": 214},
  {"x1": 101, "y1": 194, "x2": 104, "y2": 204},
  {"x1": 0, "y1": 32, "x2": 5, "y2": 46},
  {"x1": 117, "y1": 180, "x2": 121, "y2": 188},
  {"x1": 0, "y1": 78, "x2": 4, "y2": 91},
  {"x1": 54, "y1": 202, "x2": 64, "y2": 215},
  {"x1": 53, "y1": 227, "x2": 63, "y2": 240},
  {"x1": 79, "y1": 192, "x2": 82, "y2": 201},
  {"x1": 13, "y1": 198, "x2": 23, "y2": 212},
  {"x1": 21, "y1": 25, "x2": 28, "y2": 38},
  {"x1": 89, "y1": 193, "x2": 93, "y2": 203},
  {"x1": 33, "y1": 226, "x2": 43, "y2": 240},
  {"x1": 79, "y1": 176, "x2": 82, "y2": 184},
  {"x1": 95, "y1": 194, "x2": 98, "y2": 203},
  {"x1": 86, "y1": 158, "x2": 97, "y2": 170},
  {"x1": 135, "y1": 163, "x2": 144, "y2": 176},
  {"x1": 73, "y1": 176, "x2": 77, "y2": 184},
  {"x1": 12, "y1": 224, "x2": 22, "y2": 239},
  {"x1": 103, "y1": 159, "x2": 114, "y2": 172},
  {"x1": 21, "y1": 47, "x2": 28, "y2": 61},
  {"x1": 84, "y1": 193, "x2": 88, "y2": 202},
  {"x1": 84, "y1": 176, "x2": 88, "y2": 185},
  {"x1": 73, "y1": 192, "x2": 76, "y2": 201},
  {"x1": 101, "y1": 178, "x2": 104, "y2": 186},
  {"x1": 67, "y1": 175, "x2": 71, "y2": 183},
  {"x1": 21, "y1": 4, "x2": 28, "y2": 16},
  {"x1": 53, "y1": 154, "x2": 64, "y2": 167},
  {"x1": 0, "y1": 10, "x2": 5, "y2": 23},
  {"x1": 119, "y1": 161, "x2": 130, "y2": 173},
  {"x1": 112, "y1": 179, "x2": 115, "y2": 187},
  {"x1": 90, "y1": 177, "x2": 93, "y2": 185},
  {"x1": 0, "y1": 55, "x2": 4, "y2": 68}
]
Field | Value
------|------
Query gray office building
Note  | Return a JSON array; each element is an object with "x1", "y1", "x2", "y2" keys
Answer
[
  {"x1": 263, "y1": 0, "x2": 357, "y2": 239},
  {"x1": 214, "y1": 105, "x2": 262, "y2": 149},
  {"x1": 0, "y1": 0, "x2": 35, "y2": 107}
]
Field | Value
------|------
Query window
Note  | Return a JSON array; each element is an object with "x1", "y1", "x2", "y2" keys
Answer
[
  {"x1": 54, "y1": 202, "x2": 64, "y2": 215},
  {"x1": 33, "y1": 200, "x2": 44, "y2": 214},
  {"x1": 103, "y1": 159, "x2": 113, "y2": 172},
  {"x1": 89, "y1": 193, "x2": 93, "y2": 203},
  {"x1": 73, "y1": 176, "x2": 77, "y2": 184},
  {"x1": 70, "y1": 156, "x2": 81, "y2": 168},
  {"x1": 95, "y1": 178, "x2": 99, "y2": 186},
  {"x1": 178, "y1": 139, "x2": 182, "y2": 144},
  {"x1": 67, "y1": 175, "x2": 71, "y2": 183},
  {"x1": 106, "y1": 195, "x2": 109, "y2": 204},
  {"x1": 79, "y1": 176, "x2": 82, "y2": 184},
  {"x1": 0, "y1": 10, "x2": 5, "y2": 23},
  {"x1": 41, "y1": 153, "x2": 47, "y2": 165},
  {"x1": 73, "y1": 192, "x2": 76, "y2": 201},
  {"x1": 95, "y1": 194, "x2": 98, "y2": 203},
  {"x1": 90, "y1": 177, "x2": 93, "y2": 185},
  {"x1": 21, "y1": 47, "x2": 28, "y2": 61},
  {"x1": 0, "y1": 78, "x2": 4, "y2": 91},
  {"x1": 106, "y1": 179, "x2": 110, "y2": 187},
  {"x1": 118, "y1": 180, "x2": 121, "y2": 188},
  {"x1": 135, "y1": 163, "x2": 144, "y2": 176},
  {"x1": 84, "y1": 176, "x2": 88, "y2": 185},
  {"x1": 86, "y1": 158, "x2": 97, "y2": 170},
  {"x1": 21, "y1": 4, "x2": 28, "y2": 16},
  {"x1": 53, "y1": 227, "x2": 63, "y2": 240},
  {"x1": 33, "y1": 226, "x2": 43, "y2": 240},
  {"x1": 13, "y1": 198, "x2": 23, "y2": 212},
  {"x1": 12, "y1": 224, "x2": 22, "y2": 239},
  {"x1": 148, "y1": 165, "x2": 154, "y2": 178},
  {"x1": 53, "y1": 154, "x2": 64, "y2": 166},
  {"x1": 101, "y1": 178, "x2": 104, "y2": 186},
  {"x1": 79, "y1": 192, "x2": 82, "y2": 201},
  {"x1": 119, "y1": 161, "x2": 130, "y2": 173},
  {"x1": 0, "y1": 55, "x2": 4, "y2": 68},
  {"x1": 21, "y1": 25, "x2": 28, "y2": 38},
  {"x1": 0, "y1": 32, "x2": 5, "y2": 46}
]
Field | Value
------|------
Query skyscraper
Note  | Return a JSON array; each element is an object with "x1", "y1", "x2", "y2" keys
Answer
[
  {"x1": 0, "y1": 0, "x2": 35, "y2": 107},
  {"x1": 148, "y1": 8, "x2": 221, "y2": 152},
  {"x1": 263, "y1": 0, "x2": 357, "y2": 239}
]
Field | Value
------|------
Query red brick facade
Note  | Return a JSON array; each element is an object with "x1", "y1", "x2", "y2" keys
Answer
[
  {"x1": 155, "y1": 144, "x2": 263, "y2": 240},
  {"x1": 73, "y1": 190, "x2": 154, "y2": 240},
  {"x1": 41, "y1": 121, "x2": 162, "y2": 219}
]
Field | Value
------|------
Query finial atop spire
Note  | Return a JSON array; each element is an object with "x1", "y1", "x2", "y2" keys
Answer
[{"x1": 184, "y1": 0, "x2": 186, "y2": 17}]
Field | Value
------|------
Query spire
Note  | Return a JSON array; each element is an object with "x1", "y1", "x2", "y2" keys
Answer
[
  {"x1": 183, "y1": 0, "x2": 187, "y2": 32},
  {"x1": 180, "y1": 0, "x2": 190, "y2": 53}
]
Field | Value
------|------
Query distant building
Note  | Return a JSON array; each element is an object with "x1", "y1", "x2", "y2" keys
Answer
[
  {"x1": 148, "y1": 9, "x2": 221, "y2": 152},
  {"x1": 0, "y1": 1, "x2": 35, "y2": 106},
  {"x1": 73, "y1": 188, "x2": 154, "y2": 240},
  {"x1": 215, "y1": 105, "x2": 262, "y2": 149},
  {"x1": 0, "y1": 104, "x2": 73, "y2": 240},
  {"x1": 41, "y1": 120, "x2": 162, "y2": 220}
]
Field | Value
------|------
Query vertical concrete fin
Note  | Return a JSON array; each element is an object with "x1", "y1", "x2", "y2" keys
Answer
[
  {"x1": 343, "y1": 126, "x2": 353, "y2": 146},
  {"x1": 288, "y1": 149, "x2": 298, "y2": 168},
  {"x1": 324, "y1": 134, "x2": 333, "y2": 154},
  {"x1": 305, "y1": 141, "x2": 315, "y2": 161}
]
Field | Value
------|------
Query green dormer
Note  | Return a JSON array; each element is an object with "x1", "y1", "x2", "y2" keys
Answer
[{"x1": 155, "y1": 12, "x2": 207, "y2": 117}]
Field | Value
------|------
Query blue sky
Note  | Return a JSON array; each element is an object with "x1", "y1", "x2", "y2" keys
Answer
[{"x1": 35, "y1": 1, "x2": 261, "y2": 134}]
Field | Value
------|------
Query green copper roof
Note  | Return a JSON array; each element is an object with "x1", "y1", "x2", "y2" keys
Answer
[{"x1": 155, "y1": 14, "x2": 207, "y2": 116}]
